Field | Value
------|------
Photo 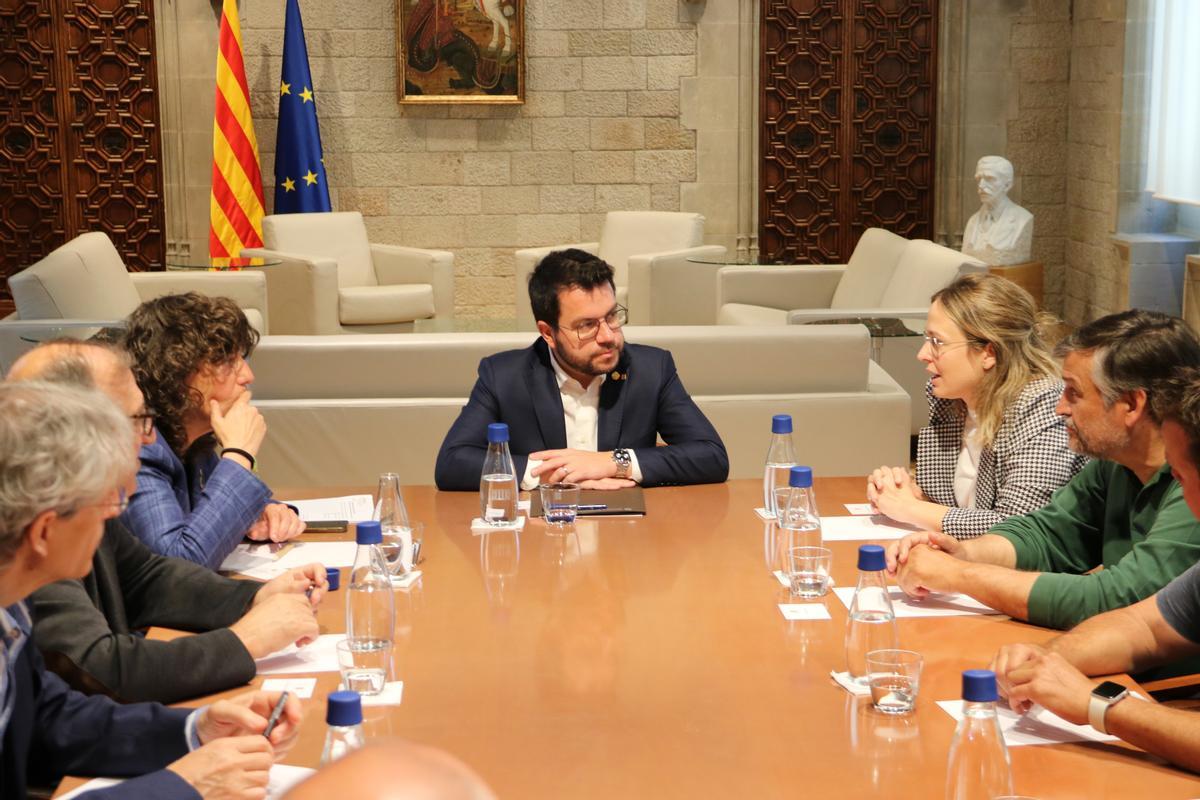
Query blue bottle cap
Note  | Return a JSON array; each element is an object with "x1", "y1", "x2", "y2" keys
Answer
[
  {"x1": 487, "y1": 422, "x2": 510, "y2": 443},
  {"x1": 324, "y1": 566, "x2": 340, "y2": 591},
  {"x1": 355, "y1": 520, "x2": 382, "y2": 545},
  {"x1": 857, "y1": 544, "x2": 886, "y2": 571},
  {"x1": 771, "y1": 414, "x2": 793, "y2": 434},
  {"x1": 326, "y1": 690, "x2": 363, "y2": 726},
  {"x1": 962, "y1": 669, "x2": 999, "y2": 702},
  {"x1": 788, "y1": 465, "x2": 813, "y2": 488}
]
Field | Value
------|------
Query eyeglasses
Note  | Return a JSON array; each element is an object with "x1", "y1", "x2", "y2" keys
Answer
[
  {"x1": 922, "y1": 334, "x2": 978, "y2": 357},
  {"x1": 130, "y1": 411, "x2": 155, "y2": 436},
  {"x1": 65, "y1": 488, "x2": 129, "y2": 519},
  {"x1": 562, "y1": 305, "x2": 628, "y2": 343}
]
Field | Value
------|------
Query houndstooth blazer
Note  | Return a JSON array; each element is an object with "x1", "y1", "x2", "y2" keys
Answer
[{"x1": 916, "y1": 376, "x2": 1088, "y2": 539}]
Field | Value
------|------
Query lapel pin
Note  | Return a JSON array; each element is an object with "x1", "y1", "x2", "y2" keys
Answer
[{"x1": 611, "y1": 370, "x2": 625, "y2": 381}]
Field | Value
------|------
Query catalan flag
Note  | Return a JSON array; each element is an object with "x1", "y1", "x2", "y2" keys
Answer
[
  {"x1": 208, "y1": 0, "x2": 265, "y2": 263},
  {"x1": 274, "y1": 0, "x2": 331, "y2": 214}
]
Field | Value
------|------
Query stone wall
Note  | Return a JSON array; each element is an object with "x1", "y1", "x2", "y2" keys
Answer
[{"x1": 159, "y1": 0, "x2": 764, "y2": 321}]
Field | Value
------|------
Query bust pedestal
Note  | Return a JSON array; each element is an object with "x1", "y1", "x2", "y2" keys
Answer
[{"x1": 987, "y1": 261, "x2": 1043, "y2": 308}]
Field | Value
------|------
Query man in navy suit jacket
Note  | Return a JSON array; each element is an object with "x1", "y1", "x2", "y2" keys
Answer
[
  {"x1": 436, "y1": 249, "x2": 728, "y2": 491},
  {"x1": 0, "y1": 382, "x2": 302, "y2": 799}
]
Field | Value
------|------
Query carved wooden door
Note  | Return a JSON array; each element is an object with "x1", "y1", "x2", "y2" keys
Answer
[
  {"x1": 760, "y1": 0, "x2": 936, "y2": 264},
  {"x1": 0, "y1": 0, "x2": 164, "y2": 315}
]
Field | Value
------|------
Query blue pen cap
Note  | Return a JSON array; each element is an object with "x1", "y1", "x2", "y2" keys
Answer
[
  {"x1": 788, "y1": 465, "x2": 813, "y2": 488},
  {"x1": 355, "y1": 520, "x2": 382, "y2": 545},
  {"x1": 487, "y1": 422, "x2": 510, "y2": 443},
  {"x1": 771, "y1": 414, "x2": 793, "y2": 434},
  {"x1": 324, "y1": 566, "x2": 340, "y2": 591},
  {"x1": 326, "y1": 690, "x2": 363, "y2": 726},
  {"x1": 857, "y1": 544, "x2": 886, "y2": 572},
  {"x1": 962, "y1": 669, "x2": 999, "y2": 702}
]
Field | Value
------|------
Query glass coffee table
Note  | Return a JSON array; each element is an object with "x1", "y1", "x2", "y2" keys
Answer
[
  {"x1": 412, "y1": 317, "x2": 523, "y2": 333},
  {"x1": 163, "y1": 257, "x2": 282, "y2": 270},
  {"x1": 805, "y1": 316, "x2": 923, "y2": 362},
  {"x1": 686, "y1": 254, "x2": 769, "y2": 266}
]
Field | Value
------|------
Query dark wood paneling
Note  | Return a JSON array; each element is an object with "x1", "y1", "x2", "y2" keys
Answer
[
  {"x1": 0, "y1": 0, "x2": 164, "y2": 315},
  {"x1": 760, "y1": 0, "x2": 937, "y2": 264}
]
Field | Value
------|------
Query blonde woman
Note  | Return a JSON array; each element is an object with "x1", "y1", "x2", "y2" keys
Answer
[{"x1": 867, "y1": 274, "x2": 1087, "y2": 538}]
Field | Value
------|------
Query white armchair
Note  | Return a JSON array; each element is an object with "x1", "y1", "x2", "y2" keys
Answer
[
  {"x1": 513, "y1": 211, "x2": 720, "y2": 328},
  {"x1": 241, "y1": 211, "x2": 454, "y2": 335},
  {"x1": 2, "y1": 231, "x2": 269, "y2": 332},
  {"x1": 716, "y1": 230, "x2": 987, "y2": 433}
]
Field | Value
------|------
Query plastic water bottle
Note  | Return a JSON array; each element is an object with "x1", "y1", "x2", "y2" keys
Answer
[
  {"x1": 945, "y1": 670, "x2": 1014, "y2": 800},
  {"x1": 778, "y1": 466, "x2": 822, "y2": 549},
  {"x1": 345, "y1": 520, "x2": 395, "y2": 648},
  {"x1": 763, "y1": 414, "x2": 798, "y2": 516},
  {"x1": 375, "y1": 472, "x2": 413, "y2": 580},
  {"x1": 845, "y1": 544, "x2": 898, "y2": 683},
  {"x1": 481, "y1": 422, "x2": 519, "y2": 526},
  {"x1": 319, "y1": 690, "x2": 365, "y2": 766}
]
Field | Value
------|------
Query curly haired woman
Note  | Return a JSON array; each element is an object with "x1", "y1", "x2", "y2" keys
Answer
[{"x1": 121, "y1": 293, "x2": 303, "y2": 568}]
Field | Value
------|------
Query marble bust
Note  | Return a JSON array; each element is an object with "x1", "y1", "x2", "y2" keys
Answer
[{"x1": 962, "y1": 156, "x2": 1034, "y2": 266}]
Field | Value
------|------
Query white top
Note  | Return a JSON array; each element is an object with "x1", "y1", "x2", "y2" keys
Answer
[
  {"x1": 520, "y1": 351, "x2": 643, "y2": 490},
  {"x1": 953, "y1": 411, "x2": 983, "y2": 509}
]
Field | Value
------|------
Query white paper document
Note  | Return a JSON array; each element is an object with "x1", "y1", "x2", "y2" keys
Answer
[
  {"x1": 843, "y1": 503, "x2": 875, "y2": 516},
  {"x1": 937, "y1": 699, "x2": 1121, "y2": 746},
  {"x1": 820, "y1": 515, "x2": 920, "y2": 541},
  {"x1": 832, "y1": 586, "x2": 1002, "y2": 618},
  {"x1": 754, "y1": 507, "x2": 775, "y2": 521},
  {"x1": 256, "y1": 633, "x2": 343, "y2": 675},
  {"x1": 471, "y1": 516, "x2": 526, "y2": 535},
  {"x1": 261, "y1": 677, "x2": 318, "y2": 699},
  {"x1": 220, "y1": 541, "x2": 360, "y2": 579},
  {"x1": 339, "y1": 680, "x2": 405, "y2": 707},
  {"x1": 58, "y1": 765, "x2": 316, "y2": 800},
  {"x1": 282, "y1": 494, "x2": 375, "y2": 522},
  {"x1": 778, "y1": 603, "x2": 832, "y2": 621},
  {"x1": 830, "y1": 670, "x2": 871, "y2": 696}
]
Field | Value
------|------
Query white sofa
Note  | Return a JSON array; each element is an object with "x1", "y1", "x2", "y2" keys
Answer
[
  {"x1": 3, "y1": 232, "x2": 269, "y2": 332},
  {"x1": 248, "y1": 325, "x2": 910, "y2": 488},
  {"x1": 242, "y1": 211, "x2": 455, "y2": 335},
  {"x1": 717, "y1": 230, "x2": 987, "y2": 433},
  {"x1": 513, "y1": 211, "x2": 724, "y2": 329}
]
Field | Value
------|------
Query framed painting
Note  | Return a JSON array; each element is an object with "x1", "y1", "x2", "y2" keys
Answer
[{"x1": 397, "y1": 0, "x2": 524, "y2": 104}]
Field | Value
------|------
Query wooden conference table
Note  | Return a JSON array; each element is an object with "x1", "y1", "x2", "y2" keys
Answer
[{"x1": 64, "y1": 478, "x2": 1200, "y2": 797}]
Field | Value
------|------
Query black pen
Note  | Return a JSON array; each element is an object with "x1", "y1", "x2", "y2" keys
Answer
[
  {"x1": 577, "y1": 504, "x2": 608, "y2": 511},
  {"x1": 263, "y1": 690, "x2": 289, "y2": 739}
]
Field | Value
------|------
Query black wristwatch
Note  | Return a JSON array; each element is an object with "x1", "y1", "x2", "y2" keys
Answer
[
  {"x1": 612, "y1": 448, "x2": 632, "y2": 479},
  {"x1": 1088, "y1": 680, "x2": 1129, "y2": 734}
]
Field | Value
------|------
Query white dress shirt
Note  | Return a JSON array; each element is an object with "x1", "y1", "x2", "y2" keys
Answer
[
  {"x1": 953, "y1": 410, "x2": 983, "y2": 509},
  {"x1": 520, "y1": 351, "x2": 643, "y2": 490}
]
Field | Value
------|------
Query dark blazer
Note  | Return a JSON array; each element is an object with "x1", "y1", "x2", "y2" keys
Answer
[
  {"x1": 435, "y1": 339, "x2": 729, "y2": 490},
  {"x1": 29, "y1": 519, "x2": 262, "y2": 704},
  {"x1": 2, "y1": 604, "x2": 200, "y2": 800}
]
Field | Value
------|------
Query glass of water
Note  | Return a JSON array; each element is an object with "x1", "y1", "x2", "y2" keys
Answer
[
  {"x1": 336, "y1": 637, "x2": 392, "y2": 696},
  {"x1": 866, "y1": 649, "x2": 923, "y2": 715},
  {"x1": 380, "y1": 522, "x2": 424, "y2": 583},
  {"x1": 787, "y1": 546, "x2": 832, "y2": 598},
  {"x1": 539, "y1": 482, "x2": 580, "y2": 527}
]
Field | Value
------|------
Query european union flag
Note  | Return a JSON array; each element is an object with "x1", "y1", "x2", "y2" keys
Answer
[{"x1": 273, "y1": 0, "x2": 330, "y2": 213}]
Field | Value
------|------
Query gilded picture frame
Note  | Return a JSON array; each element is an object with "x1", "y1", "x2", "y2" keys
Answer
[{"x1": 397, "y1": 0, "x2": 524, "y2": 104}]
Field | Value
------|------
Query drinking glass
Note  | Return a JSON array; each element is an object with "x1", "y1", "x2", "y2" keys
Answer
[
  {"x1": 336, "y1": 637, "x2": 392, "y2": 696},
  {"x1": 380, "y1": 522, "x2": 423, "y2": 584},
  {"x1": 866, "y1": 649, "x2": 923, "y2": 715},
  {"x1": 539, "y1": 482, "x2": 580, "y2": 526},
  {"x1": 787, "y1": 546, "x2": 832, "y2": 598}
]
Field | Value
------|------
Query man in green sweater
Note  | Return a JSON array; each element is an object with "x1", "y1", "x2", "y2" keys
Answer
[
  {"x1": 885, "y1": 309, "x2": 1200, "y2": 630},
  {"x1": 989, "y1": 368, "x2": 1200, "y2": 772}
]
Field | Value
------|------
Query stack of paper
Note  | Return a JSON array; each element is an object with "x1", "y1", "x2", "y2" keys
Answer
[
  {"x1": 820, "y1": 515, "x2": 920, "y2": 541},
  {"x1": 832, "y1": 586, "x2": 1002, "y2": 618},
  {"x1": 283, "y1": 494, "x2": 374, "y2": 522},
  {"x1": 937, "y1": 700, "x2": 1121, "y2": 746},
  {"x1": 220, "y1": 541, "x2": 359, "y2": 580}
]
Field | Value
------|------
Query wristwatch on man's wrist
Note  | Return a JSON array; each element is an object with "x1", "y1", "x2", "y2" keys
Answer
[
  {"x1": 1088, "y1": 680, "x2": 1129, "y2": 734},
  {"x1": 611, "y1": 448, "x2": 632, "y2": 479}
]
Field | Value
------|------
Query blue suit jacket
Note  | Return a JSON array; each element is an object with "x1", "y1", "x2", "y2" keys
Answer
[
  {"x1": 121, "y1": 429, "x2": 272, "y2": 570},
  {"x1": 435, "y1": 339, "x2": 729, "y2": 490},
  {"x1": 2, "y1": 605, "x2": 198, "y2": 799}
]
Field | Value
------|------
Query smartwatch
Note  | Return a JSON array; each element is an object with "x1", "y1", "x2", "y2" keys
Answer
[
  {"x1": 612, "y1": 448, "x2": 632, "y2": 479},
  {"x1": 1088, "y1": 680, "x2": 1129, "y2": 734}
]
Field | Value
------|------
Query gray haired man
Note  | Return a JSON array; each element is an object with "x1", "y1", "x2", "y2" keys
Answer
[{"x1": 0, "y1": 381, "x2": 302, "y2": 799}]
